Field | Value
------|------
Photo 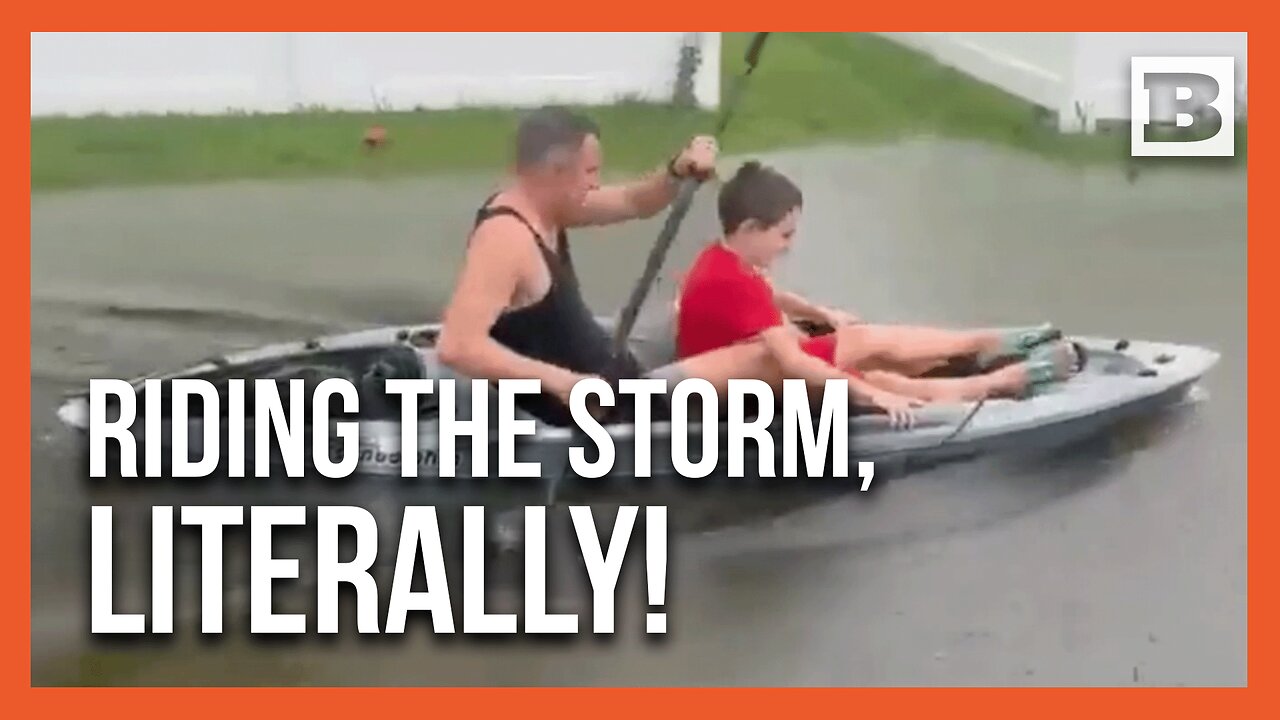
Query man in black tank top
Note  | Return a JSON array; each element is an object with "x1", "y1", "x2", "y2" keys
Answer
[{"x1": 436, "y1": 106, "x2": 719, "y2": 426}]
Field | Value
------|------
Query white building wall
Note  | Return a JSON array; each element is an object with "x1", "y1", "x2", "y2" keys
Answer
[
  {"x1": 30, "y1": 32, "x2": 721, "y2": 117},
  {"x1": 881, "y1": 32, "x2": 1247, "y2": 132}
]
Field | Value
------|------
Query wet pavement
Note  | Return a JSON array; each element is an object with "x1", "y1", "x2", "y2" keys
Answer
[{"x1": 30, "y1": 139, "x2": 1246, "y2": 686}]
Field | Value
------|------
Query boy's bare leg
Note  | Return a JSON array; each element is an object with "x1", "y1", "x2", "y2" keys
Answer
[
  {"x1": 832, "y1": 324, "x2": 1003, "y2": 373},
  {"x1": 859, "y1": 341, "x2": 1079, "y2": 402},
  {"x1": 877, "y1": 356, "x2": 951, "y2": 378},
  {"x1": 661, "y1": 329, "x2": 1015, "y2": 401},
  {"x1": 862, "y1": 365, "x2": 1027, "y2": 403}
]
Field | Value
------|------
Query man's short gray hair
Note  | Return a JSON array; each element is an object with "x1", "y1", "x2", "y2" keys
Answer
[{"x1": 515, "y1": 106, "x2": 601, "y2": 169}]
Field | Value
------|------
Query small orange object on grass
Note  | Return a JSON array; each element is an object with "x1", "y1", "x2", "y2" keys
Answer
[{"x1": 362, "y1": 124, "x2": 388, "y2": 151}]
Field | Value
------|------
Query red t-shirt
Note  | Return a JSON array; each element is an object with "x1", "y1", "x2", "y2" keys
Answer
[{"x1": 675, "y1": 242, "x2": 841, "y2": 367}]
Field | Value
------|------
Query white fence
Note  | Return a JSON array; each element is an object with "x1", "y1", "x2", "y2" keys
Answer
[
  {"x1": 32, "y1": 32, "x2": 1248, "y2": 134},
  {"x1": 30, "y1": 32, "x2": 721, "y2": 117},
  {"x1": 881, "y1": 32, "x2": 1247, "y2": 132}
]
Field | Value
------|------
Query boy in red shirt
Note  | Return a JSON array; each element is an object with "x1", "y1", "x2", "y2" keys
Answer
[{"x1": 675, "y1": 161, "x2": 1081, "y2": 426}]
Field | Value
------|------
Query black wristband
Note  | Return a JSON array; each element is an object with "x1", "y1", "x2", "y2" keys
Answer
[{"x1": 666, "y1": 155, "x2": 684, "y2": 180}]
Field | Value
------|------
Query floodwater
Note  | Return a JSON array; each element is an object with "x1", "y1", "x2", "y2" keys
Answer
[{"x1": 30, "y1": 139, "x2": 1246, "y2": 686}]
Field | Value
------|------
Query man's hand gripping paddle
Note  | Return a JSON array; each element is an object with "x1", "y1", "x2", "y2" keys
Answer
[{"x1": 608, "y1": 32, "x2": 772, "y2": 368}]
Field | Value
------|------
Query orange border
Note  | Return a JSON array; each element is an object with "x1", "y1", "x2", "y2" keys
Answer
[{"x1": 12, "y1": 12, "x2": 1266, "y2": 711}]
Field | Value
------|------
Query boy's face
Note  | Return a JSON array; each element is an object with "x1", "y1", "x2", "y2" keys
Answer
[{"x1": 737, "y1": 207, "x2": 800, "y2": 269}]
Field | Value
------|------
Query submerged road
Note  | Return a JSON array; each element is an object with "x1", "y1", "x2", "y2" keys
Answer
[{"x1": 30, "y1": 140, "x2": 1245, "y2": 686}]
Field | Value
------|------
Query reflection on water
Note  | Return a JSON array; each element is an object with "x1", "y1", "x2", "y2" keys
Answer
[{"x1": 31, "y1": 139, "x2": 1246, "y2": 686}]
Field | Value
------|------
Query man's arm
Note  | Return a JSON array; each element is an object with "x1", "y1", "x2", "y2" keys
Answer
[
  {"x1": 565, "y1": 166, "x2": 680, "y2": 227},
  {"x1": 436, "y1": 217, "x2": 586, "y2": 401},
  {"x1": 565, "y1": 135, "x2": 718, "y2": 228}
]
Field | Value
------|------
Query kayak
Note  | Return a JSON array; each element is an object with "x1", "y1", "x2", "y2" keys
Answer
[{"x1": 55, "y1": 317, "x2": 1219, "y2": 501}]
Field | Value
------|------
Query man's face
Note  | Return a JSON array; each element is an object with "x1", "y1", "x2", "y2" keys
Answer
[{"x1": 550, "y1": 134, "x2": 601, "y2": 213}]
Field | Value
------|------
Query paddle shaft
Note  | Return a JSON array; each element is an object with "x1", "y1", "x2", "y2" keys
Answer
[
  {"x1": 608, "y1": 32, "x2": 771, "y2": 362},
  {"x1": 543, "y1": 34, "x2": 771, "y2": 505}
]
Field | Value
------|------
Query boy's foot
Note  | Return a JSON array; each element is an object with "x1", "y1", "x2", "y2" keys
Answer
[
  {"x1": 1020, "y1": 340, "x2": 1085, "y2": 396},
  {"x1": 978, "y1": 323, "x2": 1062, "y2": 368},
  {"x1": 982, "y1": 340, "x2": 1085, "y2": 399}
]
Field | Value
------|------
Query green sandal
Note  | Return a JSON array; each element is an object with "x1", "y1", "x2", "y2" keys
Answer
[
  {"x1": 1019, "y1": 340, "x2": 1087, "y2": 397},
  {"x1": 978, "y1": 323, "x2": 1063, "y2": 368}
]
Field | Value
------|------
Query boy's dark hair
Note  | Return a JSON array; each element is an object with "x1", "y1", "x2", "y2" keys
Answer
[
  {"x1": 717, "y1": 161, "x2": 803, "y2": 234},
  {"x1": 515, "y1": 106, "x2": 601, "y2": 169}
]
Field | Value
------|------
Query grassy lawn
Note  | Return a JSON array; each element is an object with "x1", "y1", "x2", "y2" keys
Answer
[{"x1": 29, "y1": 33, "x2": 1247, "y2": 192}]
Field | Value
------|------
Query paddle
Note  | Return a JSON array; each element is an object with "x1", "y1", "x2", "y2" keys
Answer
[
  {"x1": 609, "y1": 31, "x2": 772, "y2": 363},
  {"x1": 542, "y1": 33, "x2": 772, "y2": 505}
]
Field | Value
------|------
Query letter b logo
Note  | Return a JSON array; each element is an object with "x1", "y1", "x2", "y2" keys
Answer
[{"x1": 1131, "y1": 57, "x2": 1235, "y2": 157}]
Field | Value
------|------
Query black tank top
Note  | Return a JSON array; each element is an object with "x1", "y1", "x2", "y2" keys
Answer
[{"x1": 471, "y1": 195, "x2": 642, "y2": 426}]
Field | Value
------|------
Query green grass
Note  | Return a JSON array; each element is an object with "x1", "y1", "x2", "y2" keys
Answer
[{"x1": 29, "y1": 33, "x2": 1247, "y2": 192}]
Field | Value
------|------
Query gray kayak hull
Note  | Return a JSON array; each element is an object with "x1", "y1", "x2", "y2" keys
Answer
[{"x1": 55, "y1": 319, "x2": 1220, "y2": 503}]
